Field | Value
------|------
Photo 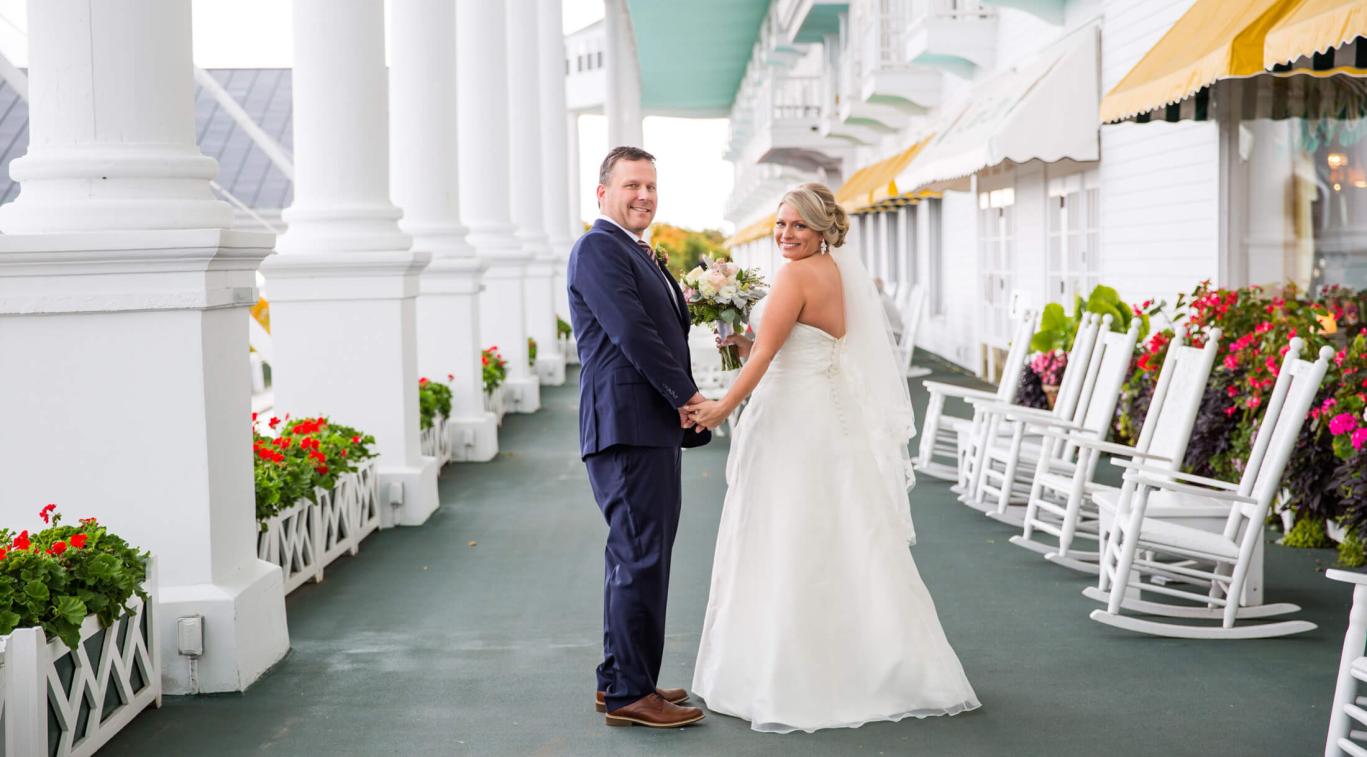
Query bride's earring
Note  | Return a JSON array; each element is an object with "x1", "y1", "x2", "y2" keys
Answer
[{"x1": 820, "y1": 240, "x2": 829, "y2": 255}]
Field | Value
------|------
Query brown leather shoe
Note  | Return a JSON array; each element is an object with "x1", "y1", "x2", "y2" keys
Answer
[
  {"x1": 595, "y1": 687, "x2": 688, "y2": 713},
  {"x1": 604, "y1": 693, "x2": 704, "y2": 728}
]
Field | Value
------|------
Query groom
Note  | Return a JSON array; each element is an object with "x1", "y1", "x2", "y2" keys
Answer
[{"x1": 567, "y1": 146, "x2": 709, "y2": 729}]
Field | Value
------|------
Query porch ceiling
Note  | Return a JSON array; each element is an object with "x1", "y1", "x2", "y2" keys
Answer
[{"x1": 627, "y1": 0, "x2": 770, "y2": 117}]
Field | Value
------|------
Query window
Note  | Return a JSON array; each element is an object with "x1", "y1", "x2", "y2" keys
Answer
[
  {"x1": 577, "y1": 55, "x2": 584, "y2": 72},
  {"x1": 1233, "y1": 118, "x2": 1367, "y2": 291},
  {"x1": 596, "y1": 51, "x2": 604, "y2": 69},
  {"x1": 1046, "y1": 171, "x2": 1100, "y2": 306},
  {"x1": 978, "y1": 186, "x2": 1016, "y2": 346}
]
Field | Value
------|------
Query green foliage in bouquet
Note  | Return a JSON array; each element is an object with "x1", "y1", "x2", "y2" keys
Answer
[
  {"x1": 482, "y1": 346, "x2": 508, "y2": 395},
  {"x1": 252, "y1": 415, "x2": 377, "y2": 525},
  {"x1": 418, "y1": 376, "x2": 453, "y2": 430},
  {"x1": 0, "y1": 505, "x2": 150, "y2": 651}
]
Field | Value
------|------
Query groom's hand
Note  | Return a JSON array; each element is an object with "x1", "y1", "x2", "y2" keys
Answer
[{"x1": 680, "y1": 393, "x2": 706, "y2": 431}]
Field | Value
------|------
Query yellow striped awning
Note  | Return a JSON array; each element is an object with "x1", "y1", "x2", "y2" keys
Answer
[
  {"x1": 725, "y1": 213, "x2": 776, "y2": 248},
  {"x1": 1264, "y1": 0, "x2": 1367, "y2": 69},
  {"x1": 834, "y1": 137, "x2": 933, "y2": 214},
  {"x1": 1099, "y1": 0, "x2": 1298, "y2": 124}
]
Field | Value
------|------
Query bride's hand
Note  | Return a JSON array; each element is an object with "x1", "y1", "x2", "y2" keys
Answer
[
  {"x1": 688, "y1": 399, "x2": 731, "y2": 430},
  {"x1": 719, "y1": 334, "x2": 754, "y2": 359}
]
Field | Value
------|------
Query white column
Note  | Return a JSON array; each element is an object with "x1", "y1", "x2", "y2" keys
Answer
[
  {"x1": 563, "y1": 110, "x2": 582, "y2": 364},
  {"x1": 457, "y1": 0, "x2": 540, "y2": 412},
  {"x1": 264, "y1": 0, "x2": 440, "y2": 526},
  {"x1": 390, "y1": 0, "x2": 499, "y2": 462},
  {"x1": 0, "y1": 0, "x2": 288, "y2": 695},
  {"x1": 540, "y1": 0, "x2": 577, "y2": 366},
  {"x1": 508, "y1": 0, "x2": 565, "y2": 387},
  {"x1": 604, "y1": 0, "x2": 644, "y2": 148}
]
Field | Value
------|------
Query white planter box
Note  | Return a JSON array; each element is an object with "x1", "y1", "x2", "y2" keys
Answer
[
  {"x1": 1328, "y1": 520, "x2": 1348, "y2": 545},
  {"x1": 484, "y1": 386, "x2": 508, "y2": 425},
  {"x1": 258, "y1": 459, "x2": 380, "y2": 596},
  {"x1": 419, "y1": 413, "x2": 452, "y2": 465},
  {"x1": 2, "y1": 568, "x2": 159, "y2": 757}
]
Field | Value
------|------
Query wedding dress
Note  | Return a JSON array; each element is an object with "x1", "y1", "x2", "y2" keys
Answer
[{"x1": 691, "y1": 248, "x2": 979, "y2": 734}]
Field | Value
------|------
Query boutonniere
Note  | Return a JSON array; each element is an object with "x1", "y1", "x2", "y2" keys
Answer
[{"x1": 652, "y1": 245, "x2": 670, "y2": 268}]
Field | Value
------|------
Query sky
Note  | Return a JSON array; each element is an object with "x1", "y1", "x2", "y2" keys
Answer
[{"x1": 0, "y1": 0, "x2": 734, "y2": 233}]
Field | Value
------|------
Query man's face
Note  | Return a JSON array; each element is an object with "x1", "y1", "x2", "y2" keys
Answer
[{"x1": 597, "y1": 159, "x2": 657, "y2": 234}]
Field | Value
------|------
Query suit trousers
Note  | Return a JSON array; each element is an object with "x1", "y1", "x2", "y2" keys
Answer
[{"x1": 585, "y1": 444, "x2": 682, "y2": 712}]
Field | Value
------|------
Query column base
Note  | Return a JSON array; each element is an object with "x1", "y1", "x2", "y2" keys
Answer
[
  {"x1": 377, "y1": 455, "x2": 442, "y2": 528},
  {"x1": 447, "y1": 411, "x2": 500, "y2": 462},
  {"x1": 506, "y1": 376, "x2": 541, "y2": 413},
  {"x1": 158, "y1": 558, "x2": 290, "y2": 695},
  {"x1": 535, "y1": 352, "x2": 567, "y2": 386}
]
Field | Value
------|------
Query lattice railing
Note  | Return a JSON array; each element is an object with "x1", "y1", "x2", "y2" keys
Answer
[
  {"x1": 485, "y1": 387, "x2": 508, "y2": 425},
  {"x1": 258, "y1": 459, "x2": 379, "y2": 596},
  {"x1": 2, "y1": 573, "x2": 159, "y2": 757},
  {"x1": 420, "y1": 414, "x2": 453, "y2": 466},
  {"x1": 258, "y1": 499, "x2": 320, "y2": 595}
]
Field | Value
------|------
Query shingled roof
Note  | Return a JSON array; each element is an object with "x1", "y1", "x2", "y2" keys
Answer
[{"x1": 0, "y1": 68, "x2": 294, "y2": 212}]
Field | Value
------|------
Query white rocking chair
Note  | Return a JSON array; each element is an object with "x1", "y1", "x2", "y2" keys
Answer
[
  {"x1": 1011, "y1": 330, "x2": 1222, "y2": 573},
  {"x1": 1085, "y1": 338, "x2": 1332, "y2": 639},
  {"x1": 1325, "y1": 568, "x2": 1367, "y2": 757},
  {"x1": 899, "y1": 285, "x2": 931, "y2": 379},
  {"x1": 913, "y1": 309, "x2": 1035, "y2": 482},
  {"x1": 976, "y1": 317, "x2": 1140, "y2": 527},
  {"x1": 959, "y1": 313, "x2": 1106, "y2": 517}
]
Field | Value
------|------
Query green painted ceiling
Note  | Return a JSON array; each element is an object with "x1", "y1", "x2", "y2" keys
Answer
[{"x1": 627, "y1": 0, "x2": 771, "y2": 117}]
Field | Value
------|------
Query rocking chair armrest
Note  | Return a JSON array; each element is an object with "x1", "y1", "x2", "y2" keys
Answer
[
  {"x1": 1111, "y1": 459, "x2": 1241, "y2": 491},
  {"x1": 1057, "y1": 435, "x2": 1173, "y2": 461},
  {"x1": 1326, "y1": 568, "x2": 1367, "y2": 586},
  {"x1": 967, "y1": 401, "x2": 1062, "y2": 431},
  {"x1": 921, "y1": 380, "x2": 998, "y2": 402},
  {"x1": 1127, "y1": 472, "x2": 1256, "y2": 505}
]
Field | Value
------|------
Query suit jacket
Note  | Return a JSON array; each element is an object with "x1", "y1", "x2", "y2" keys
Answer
[{"x1": 568, "y1": 219, "x2": 704, "y2": 458}]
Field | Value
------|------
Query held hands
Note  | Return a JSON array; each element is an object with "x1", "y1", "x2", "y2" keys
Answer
[
  {"x1": 680, "y1": 393, "x2": 709, "y2": 434},
  {"x1": 687, "y1": 399, "x2": 731, "y2": 431}
]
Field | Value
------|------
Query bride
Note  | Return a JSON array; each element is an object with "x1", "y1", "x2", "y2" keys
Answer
[{"x1": 686, "y1": 183, "x2": 979, "y2": 734}]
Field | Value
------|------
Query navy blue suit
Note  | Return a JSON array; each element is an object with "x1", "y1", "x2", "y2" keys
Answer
[{"x1": 567, "y1": 219, "x2": 704, "y2": 711}]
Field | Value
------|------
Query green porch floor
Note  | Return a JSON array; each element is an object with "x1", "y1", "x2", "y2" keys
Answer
[{"x1": 104, "y1": 356, "x2": 1351, "y2": 756}]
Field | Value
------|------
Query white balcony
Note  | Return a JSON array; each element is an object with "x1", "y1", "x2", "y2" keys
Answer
[
  {"x1": 778, "y1": 0, "x2": 851, "y2": 45},
  {"x1": 564, "y1": 20, "x2": 606, "y2": 114},
  {"x1": 854, "y1": 0, "x2": 943, "y2": 111},
  {"x1": 904, "y1": 0, "x2": 998, "y2": 74}
]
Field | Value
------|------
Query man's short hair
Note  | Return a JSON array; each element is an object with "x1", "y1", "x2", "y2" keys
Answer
[{"x1": 598, "y1": 146, "x2": 656, "y2": 187}]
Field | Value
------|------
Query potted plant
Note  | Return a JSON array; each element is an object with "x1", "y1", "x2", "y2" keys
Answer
[
  {"x1": 253, "y1": 414, "x2": 379, "y2": 593},
  {"x1": 1, "y1": 505, "x2": 159, "y2": 754},
  {"x1": 418, "y1": 375, "x2": 454, "y2": 464}
]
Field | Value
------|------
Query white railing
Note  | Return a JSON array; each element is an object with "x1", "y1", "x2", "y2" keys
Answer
[
  {"x1": 258, "y1": 459, "x2": 380, "y2": 595},
  {"x1": 485, "y1": 386, "x2": 508, "y2": 425},
  {"x1": 859, "y1": 0, "x2": 915, "y2": 75},
  {"x1": 909, "y1": 0, "x2": 993, "y2": 21},
  {"x1": 3, "y1": 573, "x2": 159, "y2": 757},
  {"x1": 420, "y1": 414, "x2": 454, "y2": 466},
  {"x1": 772, "y1": 76, "x2": 823, "y2": 120}
]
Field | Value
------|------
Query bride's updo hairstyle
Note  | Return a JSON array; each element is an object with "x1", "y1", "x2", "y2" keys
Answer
[{"x1": 779, "y1": 182, "x2": 850, "y2": 250}]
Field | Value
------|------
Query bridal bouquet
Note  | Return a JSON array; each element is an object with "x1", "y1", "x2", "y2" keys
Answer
[{"x1": 681, "y1": 256, "x2": 768, "y2": 371}]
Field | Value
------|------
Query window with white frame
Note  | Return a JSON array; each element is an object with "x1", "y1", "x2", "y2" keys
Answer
[
  {"x1": 978, "y1": 186, "x2": 1016, "y2": 346},
  {"x1": 1046, "y1": 170, "x2": 1100, "y2": 307}
]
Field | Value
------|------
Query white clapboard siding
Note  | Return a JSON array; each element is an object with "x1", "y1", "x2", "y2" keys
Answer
[{"x1": 1099, "y1": 0, "x2": 1219, "y2": 308}]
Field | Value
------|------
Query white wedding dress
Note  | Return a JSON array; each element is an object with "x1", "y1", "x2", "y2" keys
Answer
[{"x1": 691, "y1": 258, "x2": 980, "y2": 734}]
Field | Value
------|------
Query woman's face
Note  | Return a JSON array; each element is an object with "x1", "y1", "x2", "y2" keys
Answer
[{"x1": 773, "y1": 203, "x2": 823, "y2": 261}]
